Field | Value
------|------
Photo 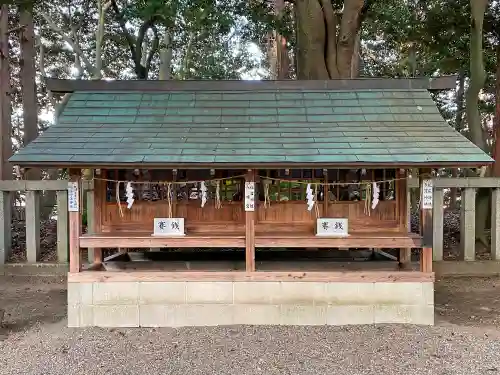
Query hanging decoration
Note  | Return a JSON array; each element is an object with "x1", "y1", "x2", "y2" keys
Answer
[
  {"x1": 166, "y1": 183, "x2": 173, "y2": 218},
  {"x1": 371, "y1": 182, "x2": 380, "y2": 210},
  {"x1": 125, "y1": 182, "x2": 134, "y2": 209},
  {"x1": 215, "y1": 181, "x2": 222, "y2": 209},
  {"x1": 363, "y1": 183, "x2": 372, "y2": 216},
  {"x1": 116, "y1": 181, "x2": 124, "y2": 217},
  {"x1": 263, "y1": 179, "x2": 271, "y2": 208},
  {"x1": 200, "y1": 181, "x2": 208, "y2": 208},
  {"x1": 313, "y1": 184, "x2": 320, "y2": 218},
  {"x1": 306, "y1": 183, "x2": 315, "y2": 211}
]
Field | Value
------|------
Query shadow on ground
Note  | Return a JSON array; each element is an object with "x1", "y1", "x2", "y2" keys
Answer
[{"x1": 0, "y1": 275, "x2": 66, "y2": 340}]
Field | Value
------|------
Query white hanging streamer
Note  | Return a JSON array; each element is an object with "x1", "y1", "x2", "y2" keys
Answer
[
  {"x1": 371, "y1": 182, "x2": 380, "y2": 210},
  {"x1": 125, "y1": 182, "x2": 134, "y2": 209},
  {"x1": 306, "y1": 183, "x2": 315, "y2": 211},
  {"x1": 200, "y1": 181, "x2": 208, "y2": 208}
]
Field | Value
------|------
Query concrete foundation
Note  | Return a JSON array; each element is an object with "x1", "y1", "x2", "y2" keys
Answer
[{"x1": 68, "y1": 280, "x2": 434, "y2": 327}]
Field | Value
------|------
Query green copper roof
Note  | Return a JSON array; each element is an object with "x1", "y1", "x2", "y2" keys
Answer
[{"x1": 10, "y1": 87, "x2": 493, "y2": 167}]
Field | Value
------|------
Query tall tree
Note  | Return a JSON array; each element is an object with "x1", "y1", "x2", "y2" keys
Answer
[
  {"x1": 294, "y1": 0, "x2": 369, "y2": 79},
  {"x1": 0, "y1": 5, "x2": 12, "y2": 180},
  {"x1": 19, "y1": 2, "x2": 38, "y2": 179}
]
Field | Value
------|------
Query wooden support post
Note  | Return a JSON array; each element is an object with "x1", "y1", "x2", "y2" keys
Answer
[
  {"x1": 491, "y1": 188, "x2": 500, "y2": 260},
  {"x1": 323, "y1": 169, "x2": 328, "y2": 217},
  {"x1": 25, "y1": 190, "x2": 41, "y2": 263},
  {"x1": 86, "y1": 181, "x2": 95, "y2": 263},
  {"x1": 398, "y1": 170, "x2": 411, "y2": 267},
  {"x1": 56, "y1": 190, "x2": 69, "y2": 264},
  {"x1": 432, "y1": 188, "x2": 444, "y2": 261},
  {"x1": 86, "y1": 179, "x2": 102, "y2": 264},
  {"x1": 419, "y1": 170, "x2": 433, "y2": 273},
  {"x1": 245, "y1": 169, "x2": 256, "y2": 272},
  {"x1": 0, "y1": 190, "x2": 11, "y2": 264},
  {"x1": 460, "y1": 187, "x2": 476, "y2": 261},
  {"x1": 69, "y1": 169, "x2": 81, "y2": 273}
]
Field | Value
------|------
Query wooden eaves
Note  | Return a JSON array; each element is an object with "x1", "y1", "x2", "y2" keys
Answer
[{"x1": 45, "y1": 76, "x2": 459, "y2": 93}]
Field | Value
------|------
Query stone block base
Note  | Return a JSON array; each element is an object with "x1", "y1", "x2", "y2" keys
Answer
[{"x1": 68, "y1": 279, "x2": 434, "y2": 327}]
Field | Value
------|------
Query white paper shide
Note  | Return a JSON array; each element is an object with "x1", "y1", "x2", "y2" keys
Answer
[
  {"x1": 67, "y1": 182, "x2": 79, "y2": 212},
  {"x1": 125, "y1": 182, "x2": 134, "y2": 209},
  {"x1": 421, "y1": 180, "x2": 433, "y2": 209},
  {"x1": 153, "y1": 218, "x2": 185, "y2": 236},
  {"x1": 306, "y1": 183, "x2": 315, "y2": 211},
  {"x1": 244, "y1": 182, "x2": 255, "y2": 211},
  {"x1": 316, "y1": 218, "x2": 349, "y2": 237}
]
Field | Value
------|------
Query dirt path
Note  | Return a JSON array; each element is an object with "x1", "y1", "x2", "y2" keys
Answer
[{"x1": 1, "y1": 276, "x2": 500, "y2": 375}]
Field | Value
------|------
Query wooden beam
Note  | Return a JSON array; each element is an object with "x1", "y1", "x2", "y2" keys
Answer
[
  {"x1": 12, "y1": 161, "x2": 494, "y2": 170},
  {"x1": 492, "y1": 189, "x2": 500, "y2": 260},
  {"x1": 432, "y1": 177, "x2": 500, "y2": 188},
  {"x1": 419, "y1": 169, "x2": 433, "y2": 273},
  {"x1": 46, "y1": 76, "x2": 458, "y2": 93},
  {"x1": 25, "y1": 190, "x2": 40, "y2": 263},
  {"x1": 0, "y1": 179, "x2": 92, "y2": 191},
  {"x1": 56, "y1": 190, "x2": 69, "y2": 263},
  {"x1": 69, "y1": 169, "x2": 81, "y2": 273},
  {"x1": 80, "y1": 234, "x2": 245, "y2": 248},
  {"x1": 68, "y1": 270, "x2": 435, "y2": 283},
  {"x1": 460, "y1": 187, "x2": 476, "y2": 261},
  {"x1": 432, "y1": 188, "x2": 444, "y2": 261},
  {"x1": 245, "y1": 169, "x2": 256, "y2": 272},
  {"x1": 0, "y1": 191, "x2": 11, "y2": 264}
]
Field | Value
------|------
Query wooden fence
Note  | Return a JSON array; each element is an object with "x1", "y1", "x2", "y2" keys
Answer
[
  {"x1": 407, "y1": 177, "x2": 500, "y2": 261},
  {"x1": 0, "y1": 180, "x2": 93, "y2": 265},
  {"x1": 0, "y1": 177, "x2": 499, "y2": 265}
]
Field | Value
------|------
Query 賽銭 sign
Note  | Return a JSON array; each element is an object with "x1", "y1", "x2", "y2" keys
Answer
[
  {"x1": 316, "y1": 218, "x2": 349, "y2": 237},
  {"x1": 152, "y1": 218, "x2": 185, "y2": 236}
]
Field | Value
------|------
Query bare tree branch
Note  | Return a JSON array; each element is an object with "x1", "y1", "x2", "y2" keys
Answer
[{"x1": 39, "y1": 10, "x2": 97, "y2": 76}]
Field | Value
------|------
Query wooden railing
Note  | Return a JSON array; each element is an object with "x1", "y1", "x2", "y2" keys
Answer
[
  {"x1": 408, "y1": 177, "x2": 500, "y2": 261},
  {"x1": 0, "y1": 180, "x2": 93, "y2": 265},
  {"x1": 1, "y1": 177, "x2": 499, "y2": 266}
]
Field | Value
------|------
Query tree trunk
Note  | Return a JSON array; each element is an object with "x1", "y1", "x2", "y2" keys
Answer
[
  {"x1": 159, "y1": 28, "x2": 172, "y2": 80},
  {"x1": 466, "y1": 0, "x2": 488, "y2": 151},
  {"x1": 493, "y1": 44, "x2": 500, "y2": 177},
  {"x1": 295, "y1": 0, "x2": 365, "y2": 79},
  {"x1": 0, "y1": 5, "x2": 11, "y2": 180},
  {"x1": 467, "y1": 0, "x2": 489, "y2": 248},
  {"x1": 449, "y1": 72, "x2": 466, "y2": 208},
  {"x1": 19, "y1": 5, "x2": 39, "y2": 180}
]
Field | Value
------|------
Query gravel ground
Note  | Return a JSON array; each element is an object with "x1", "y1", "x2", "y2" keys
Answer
[{"x1": 2, "y1": 276, "x2": 500, "y2": 375}]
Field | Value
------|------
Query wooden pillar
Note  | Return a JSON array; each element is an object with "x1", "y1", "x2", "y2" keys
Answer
[
  {"x1": 323, "y1": 169, "x2": 328, "y2": 216},
  {"x1": 25, "y1": 190, "x2": 41, "y2": 263},
  {"x1": 432, "y1": 188, "x2": 444, "y2": 261},
  {"x1": 245, "y1": 169, "x2": 256, "y2": 272},
  {"x1": 460, "y1": 187, "x2": 476, "y2": 261},
  {"x1": 56, "y1": 190, "x2": 69, "y2": 263},
  {"x1": 492, "y1": 188, "x2": 500, "y2": 260},
  {"x1": 87, "y1": 178, "x2": 102, "y2": 264},
  {"x1": 0, "y1": 190, "x2": 11, "y2": 264},
  {"x1": 398, "y1": 170, "x2": 411, "y2": 266},
  {"x1": 419, "y1": 169, "x2": 433, "y2": 273},
  {"x1": 69, "y1": 169, "x2": 81, "y2": 272}
]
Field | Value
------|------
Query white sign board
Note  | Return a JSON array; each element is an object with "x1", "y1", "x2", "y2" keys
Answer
[
  {"x1": 67, "y1": 182, "x2": 79, "y2": 212},
  {"x1": 421, "y1": 180, "x2": 433, "y2": 209},
  {"x1": 152, "y1": 218, "x2": 185, "y2": 236},
  {"x1": 244, "y1": 182, "x2": 255, "y2": 211},
  {"x1": 316, "y1": 218, "x2": 349, "y2": 237}
]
